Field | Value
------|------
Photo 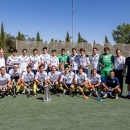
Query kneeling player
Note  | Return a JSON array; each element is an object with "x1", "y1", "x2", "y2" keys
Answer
[
  {"x1": 101, "y1": 70, "x2": 121, "y2": 99},
  {"x1": 0, "y1": 66, "x2": 12, "y2": 98},
  {"x1": 35, "y1": 65, "x2": 48, "y2": 94},
  {"x1": 21, "y1": 66, "x2": 36, "y2": 97},
  {"x1": 9, "y1": 64, "x2": 22, "y2": 96},
  {"x1": 48, "y1": 66, "x2": 61, "y2": 94},
  {"x1": 74, "y1": 67, "x2": 89, "y2": 99},
  {"x1": 59, "y1": 67, "x2": 75, "y2": 96}
]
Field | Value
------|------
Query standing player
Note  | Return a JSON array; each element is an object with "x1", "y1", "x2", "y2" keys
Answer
[
  {"x1": 99, "y1": 47, "x2": 114, "y2": 80},
  {"x1": 0, "y1": 66, "x2": 12, "y2": 98},
  {"x1": 30, "y1": 49, "x2": 40, "y2": 75},
  {"x1": 101, "y1": 70, "x2": 121, "y2": 99},
  {"x1": 9, "y1": 64, "x2": 22, "y2": 95},
  {"x1": 58, "y1": 48, "x2": 69, "y2": 68},
  {"x1": 35, "y1": 65, "x2": 48, "y2": 94},
  {"x1": 114, "y1": 49, "x2": 125, "y2": 96},
  {"x1": 40, "y1": 47, "x2": 50, "y2": 72},
  {"x1": 0, "y1": 48, "x2": 7, "y2": 68},
  {"x1": 89, "y1": 48, "x2": 100, "y2": 74},
  {"x1": 6, "y1": 49, "x2": 19, "y2": 73},
  {"x1": 48, "y1": 50, "x2": 59, "y2": 71},
  {"x1": 79, "y1": 48, "x2": 90, "y2": 75},
  {"x1": 18, "y1": 49, "x2": 30, "y2": 73},
  {"x1": 74, "y1": 67, "x2": 89, "y2": 99},
  {"x1": 123, "y1": 56, "x2": 130, "y2": 99},
  {"x1": 21, "y1": 66, "x2": 36, "y2": 96},
  {"x1": 59, "y1": 67, "x2": 75, "y2": 95},
  {"x1": 69, "y1": 48, "x2": 80, "y2": 74}
]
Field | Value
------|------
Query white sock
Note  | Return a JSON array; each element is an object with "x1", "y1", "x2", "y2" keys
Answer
[{"x1": 128, "y1": 91, "x2": 130, "y2": 96}]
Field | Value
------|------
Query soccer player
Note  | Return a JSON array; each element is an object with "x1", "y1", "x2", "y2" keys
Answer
[
  {"x1": 114, "y1": 49, "x2": 125, "y2": 96},
  {"x1": 59, "y1": 66, "x2": 75, "y2": 95},
  {"x1": 40, "y1": 47, "x2": 50, "y2": 72},
  {"x1": 48, "y1": 50, "x2": 59, "y2": 71},
  {"x1": 9, "y1": 64, "x2": 22, "y2": 95},
  {"x1": 58, "y1": 48, "x2": 69, "y2": 68},
  {"x1": 48, "y1": 66, "x2": 61, "y2": 92},
  {"x1": 35, "y1": 64, "x2": 48, "y2": 94},
  {"x1": 21, "y1": 65, "x2": 36, "y2": 96},
  {"x1": 123, "y1": 56, "x2": 130, "y2": 99},
  {"x1": 0, "y1": 66, "x2": 12, "y2": 98},
  {"x1": 89, "y1": 47, "x2": 100, "y2": 74},
  {"x1": 99, "y1": 47, "x2": 114, "y2": 80},
  {"x1": 0, "y1": 48, "x2": 7, "y2": 68},
  {"x1": 101, "y1": 70, "x2": 121, "y2": 99},
  {"x1": 74, "y1": 67, "x2": 89, "y2": 99},
  {"x1": 59, "y1": 64, "x2": 65, "y2": 73},
  {"x1": 30, "y1": 49, "x2": 40, "y2": 75},
  {"x1": 6, "y1": 49, "x2": 19, "y2": 73},
  {"x1": 18, "y1": 49, "x2": 30, "y2": 73},
  {"x1": 79, "y1": 48, "x2": 90, "y2": 75},
  {"x1": 69, "y1": 48, "x2": 80, "y2": 74}
]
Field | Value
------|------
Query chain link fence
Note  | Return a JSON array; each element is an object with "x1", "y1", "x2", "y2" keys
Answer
[{"x1": 16, "y1": 40, "x2": 130, "y2": 57}]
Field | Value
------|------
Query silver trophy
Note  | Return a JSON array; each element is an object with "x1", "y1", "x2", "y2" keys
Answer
[{"x1": 43, "y1": 85, "x2": 52, "y2": 102}]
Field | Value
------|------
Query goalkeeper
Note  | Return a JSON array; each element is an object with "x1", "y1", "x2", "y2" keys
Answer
[{"x1": 99, "y1": 47, "x2": 114, "y2": 81}]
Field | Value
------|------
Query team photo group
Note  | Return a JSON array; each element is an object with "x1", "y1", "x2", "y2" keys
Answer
[{"x1": 0, "y1": 46, "x2": 130, "y2": 101}]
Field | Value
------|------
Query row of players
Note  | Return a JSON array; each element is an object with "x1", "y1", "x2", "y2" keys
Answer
[{"x1": 0, "y1": 63, "x2": 121, "y2": 100}]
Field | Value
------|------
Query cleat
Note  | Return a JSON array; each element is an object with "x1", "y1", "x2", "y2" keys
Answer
[
  {"x1": 125, "y1": 95, "x2": 130, "y2": 99},
  {"x1": 115, "y1": 94, "x2": 118, "y2": 99},
  {"x1": 103, "y1": 93, "x2": 107, "y2": 98}
]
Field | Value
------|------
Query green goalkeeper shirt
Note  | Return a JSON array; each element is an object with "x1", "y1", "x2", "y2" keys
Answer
[{"x1": 58, "y1": 54, "x2": 69, "y2": 67}]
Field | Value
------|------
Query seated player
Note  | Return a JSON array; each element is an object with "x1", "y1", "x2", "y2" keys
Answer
[
  {"x1": 9, "y1": 64, "x2": 22, "y2": 95},
  {"x1": 101, "y1": 70, "x2": 121, "y2": 99},
  {"x1": 88, "y1": 68, "x2": 102, "y2": 99},
  {"x1": 48, "y1": 66, "x2": 61, "y2": 93},
  {"x1": 59, "y1": 66, "x2": 75, "y2": 96},
  {"x1": 30, "y1": 49, "x2": 40, "y2": 75},
  {"x1": 59, "y1": 64, "x2": 65, "y2": 73},
  {"x1": 0, "y1": 66, "x2": 12, "y2": 98},
  {"x1": 74, "y1": 66, "x2": 89, "y2": 99},
  {"x1": 21, "y1": 65, "x2": 36, "y2": 96},
  {"x1": 35, "y1": 64, "x2": 48, "y2": 94}
]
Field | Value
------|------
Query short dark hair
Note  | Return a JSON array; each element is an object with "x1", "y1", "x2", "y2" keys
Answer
[
  {"x1": 33, "y1": 48, "x2": 38, "y2": 52},
  {"x1": 27, "y1": 65, "x2": 32, "y2": 69},
  {"x1": 51, "y1": 65, "x2": 56, "y2": 68},
  {"x1": 22, "y1": 49, "x2": 27, "y2": 53},
  {"x1": 39, "y1": 64, "x2": 44, "y2": 69},
  {"x1": 52, "y1": 50, "x2": 56, "y2": 52},
  {"x1": 43, "y1": 47, "x2": 47, "y2": 50},
  {"x1": 12, "y1": 49, "x2": 17, "y2": 53},
  {"x1": 80, "y1": 48, "x2": 85, "y2": 52},
  {"x1": 61, "y1": 48, "x2": 65, "y2": 51},
  {"x1": 65, "y1": 66, "x2": 69, "y2": 69},
  {"x1": 116, "y1": 49, "x2": 121, "y2": 53},
  {"x1": 72, "y1": 48, "x2": 76, "y2": 51},
  {"x1": 0, "y1": 66, "x2": 6, "y2": 69},
  {"x1": 104, "y1": 47, "x2": 110, "y2": 51},
  {"x1": 78, "y1": 66, "x2": 83, "y2": 70},
  {"x1": 110, "y1": 70, "x2": 115, "y2": 73},
  {"x1": 93, "y1": 47, "x2": 98, "y2": 51}
]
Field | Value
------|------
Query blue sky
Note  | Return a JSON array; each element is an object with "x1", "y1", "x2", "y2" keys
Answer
[{"x1": 0, "y1": 0, "x2": 130, "y2": 43}]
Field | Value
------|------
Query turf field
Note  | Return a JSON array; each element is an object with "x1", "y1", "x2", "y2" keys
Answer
[{"x1": 0, "y1": 67, "x2": 130, "y2": 130}]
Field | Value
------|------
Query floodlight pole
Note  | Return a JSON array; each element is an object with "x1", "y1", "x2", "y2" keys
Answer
[{"x1": 72, "y1": 0, "x2": 74, "y2": 48}]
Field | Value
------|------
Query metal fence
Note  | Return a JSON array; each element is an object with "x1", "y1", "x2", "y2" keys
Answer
[{"x1": 16, "y1": 40, "x2": 130, "y2": 57}]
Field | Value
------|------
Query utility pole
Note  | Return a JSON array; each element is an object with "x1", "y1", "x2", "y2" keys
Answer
[{"x1": 72, "y1": 0, "x2": 74, "y2": 48}]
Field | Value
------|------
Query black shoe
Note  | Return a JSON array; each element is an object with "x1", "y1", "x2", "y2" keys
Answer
[
  {"x1": 1, "y1": 93, "x2": 5, "y2": 98},
  {"x1": 125, "y1": 95, "x2": 130, "y2": 99}
]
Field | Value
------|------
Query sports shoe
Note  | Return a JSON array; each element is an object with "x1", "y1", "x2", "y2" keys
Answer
[
  {"x1": 125, "y1": 95, "x2": 130, "y2": 99},
  {"x1": 103, "y1": 93, "x2": 107, "y2": 98},
  {"x1": 115, "y1": 94, "x2": 118, "y2": 99},
  {"x1": 1, "y1": 93, "x2": 5, "y2": 98},
  {"x1": 63, "y1": 89, "x2": 66, "y2": 94},
  {"x1": 22, "y1": 89, "x2": 26, "y2": 94}
]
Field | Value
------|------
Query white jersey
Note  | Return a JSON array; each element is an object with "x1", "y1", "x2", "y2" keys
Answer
[
  {"x1": 0, "y1": 73, "x2": 11, "y2": 85},
  {"x1": 30, "y1": 55, "x2": 40, "y2": 70},
  {"x1": 69, "y1": 54, "x2": 80, "y2": 70},
  {"x1": 89, "y1": 54, "x2": 100, "y2": 71},
  {"x1": 79, "y1": 55, "x2": 90, "y2": 69},
  {"x1": 48, "y1": 71, "x2": 61, "y2": 82},
  {"x1": 60, "y1": 71, "x2": 74, "y2": 84},
  {"x1": 22, "y1": 71, "x2": 34, "y2": 83},
  {"x1": 114, "y1": 56, "x2": 125, "y2": 70},
  {"x1": 9, "y1": 69, "x2": 22, "y2": 79},
  {"x1": 75, "y1": 72, "x2": 88, "y2": 84},
  {"x1": 40, "y1": 54, "x2": 50, "y2": 70},
  {"x1": 0, "y1": 57, "x2": 6, "y2": 68},
  {"x1": 49, "y1": 56, "x2": 59, "y2": 67},
  {"x1": 6, "y1": 55, "x2": 19, "y2": 66},
  {"x1": 88, "y1": 74, "x2": 101, "y2": 85},
  {"x1": 35, "y1": 71, "x2": 48, "y2": 83},
  {"x1": 18, "y1": 55, "x2": 30, "y2": 72}
]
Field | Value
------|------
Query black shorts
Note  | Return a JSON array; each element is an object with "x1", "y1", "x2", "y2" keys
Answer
[
  {"x1": 125, "y1": 73, "x2": 130, "y2": 84},
  {"x1": 65, "y1": 84, "x2": 73, "y2": 88}
]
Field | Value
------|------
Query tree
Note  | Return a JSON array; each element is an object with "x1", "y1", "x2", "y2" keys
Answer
[
  {"x1": 65, "y1": 31, "x2": 70, "y2": 42},
  {"x1": 0, "y1": 22, "x2": 5, "y2": 48},
  {"x1": 77, "y1": 32, "x2": 87, "y2": 43},
  {"x1": 105, "y1": 35, "x2": 109, "y2": 43},
  {"x1": 51, "y1": 38, "x2": 54, "y2": 42},
  {"x1": 17, "y1": 31, "x2": 21, "y2": 40},
  {"x1": 93, "y1": 40, "x2": 96, "y2": 44},
  {"x1": 59, "y1": 39, "x2": 62, "y2": 42},
  {"x1": 16, "y1": 31, "x2": 26, "y2": 41},
  {"x1": 41, "y1": 39, "x2": 43, "y2": 42},
  {"x1": 112, "y1": 23, "x2": 130, "y2": 44},
  {"x1": 36, "y1": 32, "x2": 40, "y2": 41}
]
